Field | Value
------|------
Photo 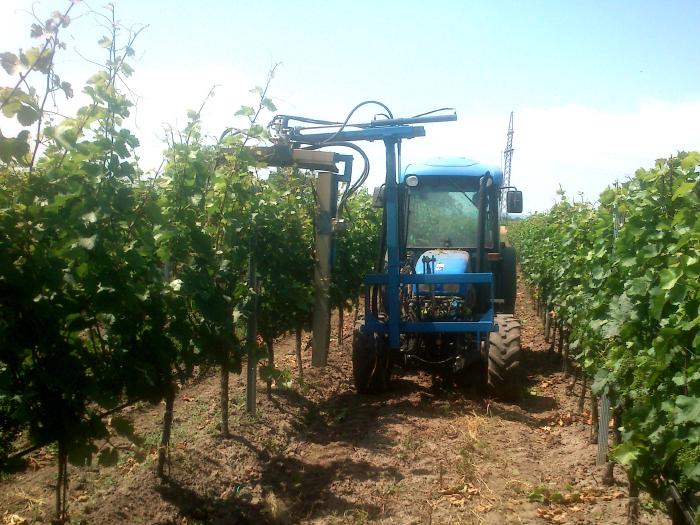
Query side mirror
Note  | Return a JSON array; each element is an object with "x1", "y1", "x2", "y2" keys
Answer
[
  {"x1": 372, "y1": 186, "x2": 385, "y2": 208},
  {"x1": 506, "y1": 190, "x2": 523, "y2": 214}
]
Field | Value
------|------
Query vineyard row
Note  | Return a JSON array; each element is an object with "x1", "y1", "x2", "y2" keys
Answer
[{"x1": 509, "y1": 151, "x2": 700, "y2": 519}]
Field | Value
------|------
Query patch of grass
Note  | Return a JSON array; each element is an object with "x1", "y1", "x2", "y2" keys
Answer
[
  {"x1": 302, "y1": 404, "x2": 322, "y2": 426},
  {"x1": 141, "y1": 431, "x2": 161, "y2": 448},
  {"x1": 381, "y1": 481, "x2": 402, "y2": 497},
  {"x1": 396, "y1": 435, "x2": 423, "y2": 461},
  {"x1": 640, "y1": 494, "x2": 665, "y2": 513},
  {"x1": 342, "y1": 507, "x2": 369, "y2": 525},
  {"x1": 231, "y1": 391, "x2": 247, "y2": 408},
  {"x1": 526, "y1": 483, "x2": 581, "y2": 505},
  {"x1": 93, "y1": 474, "x2": 118, "y2": 490},
  {"x1": 261, "y1": 436, "x2": 284, "y2": 457},
  {"x1": 456, "y1": 444, "x2": 476, "y2": 481},
  {"x1": 320, "y1": 406, "x2": 348, "y2": 423},
  {"x1": 295, "y1": 378, "x2": 312, "y2": 395},
  {"x1": 8, "y1": 490, "x2": 47, "y2": 523}
]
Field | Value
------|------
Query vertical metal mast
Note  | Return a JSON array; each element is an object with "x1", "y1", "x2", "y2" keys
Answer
[{"x1": 501, "y1": 111, "x2": 514, "y2": 216}]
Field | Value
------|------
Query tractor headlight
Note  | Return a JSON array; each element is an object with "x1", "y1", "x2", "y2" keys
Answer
[{"x1": 405, "y1": 175, "x2": 419, "y2": 187}]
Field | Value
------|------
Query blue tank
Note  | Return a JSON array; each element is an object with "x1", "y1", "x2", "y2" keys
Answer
[{"x1": 414, "y1": 249, "x2": 470, "y2": 295}]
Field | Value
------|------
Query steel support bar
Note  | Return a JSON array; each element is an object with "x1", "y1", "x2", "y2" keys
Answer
[{"x1": 383, "y1": 139, "x2": 401, "y2": 350}]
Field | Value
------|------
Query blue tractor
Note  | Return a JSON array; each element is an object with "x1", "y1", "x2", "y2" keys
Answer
[
  {"x1": 355, "y1": 156, "x2": 523, "y2": 397},
  {"x1": 258, "y1": 102, "x2": 524, "y2": 398}
]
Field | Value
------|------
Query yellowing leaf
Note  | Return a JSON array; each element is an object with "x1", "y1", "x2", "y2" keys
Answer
[
  {"x1": 673, "y1": 181, "x2": 697, "y2": 200},
  {"x1": 78, "y1": 235, "x2": 97, "y2": 249}
]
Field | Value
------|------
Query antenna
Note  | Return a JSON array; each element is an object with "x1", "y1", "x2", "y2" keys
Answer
[{"x1": 501, "y1": 111, "x2": 514, "y2": 216}]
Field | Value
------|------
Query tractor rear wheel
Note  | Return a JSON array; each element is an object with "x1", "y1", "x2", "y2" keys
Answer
[
  {"x1": 352, "y1": 322, "x2": 389, "y2": 394},
  {"x1": 487, "y1": 314, "x2": 522, "y2": 400}
]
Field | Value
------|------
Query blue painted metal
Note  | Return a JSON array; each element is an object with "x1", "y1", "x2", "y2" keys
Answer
[
  {"x1": 384, "y1": 139, "x2": 401, "y2": 349},
  {"x1": 415, "y1": 249, "x2": 470, "y2": 295},
  {"x1": 364, "y1": 273, "x2": 493, "y2": 285},
  {"x1": 415, "y1": 250, "x2": 469, "y2": 274},
  {"x1": 401, "y1": 157, "x2": 504, "y2": 187}
]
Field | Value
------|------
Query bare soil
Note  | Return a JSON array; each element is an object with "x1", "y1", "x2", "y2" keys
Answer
[{"x1": 1, "y1": 279, "x2": 668, "y2": 525}]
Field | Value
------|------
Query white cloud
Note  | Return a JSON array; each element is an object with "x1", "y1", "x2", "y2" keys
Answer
[
  {"x1": 515, "y1": 99, "x2": 700, "y2": 211},
  {"x1": 0, "y1": 0, "x2": 34, "y2": 46},
  {"x1": 2, "y1": 0, "x2": 698, "y2": 210},
  {"x1": 125, "y1": 64, "x2": 255, "y2": 171},
  {"x1": 365, "y1": 99, "x2": 700, "y2": 213}
]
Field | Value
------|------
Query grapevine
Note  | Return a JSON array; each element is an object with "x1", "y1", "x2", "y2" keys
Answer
[
  {"x1": 510, "y1": 151, "x2": 700, "y2": 511},
  {"x1": 0, "y1": 5, "x2": 380, "y2": 521}
]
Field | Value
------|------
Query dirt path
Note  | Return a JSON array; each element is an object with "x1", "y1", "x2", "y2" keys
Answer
[{"x1": 1, "y1": 280, "x2": 668, "y2": 524}]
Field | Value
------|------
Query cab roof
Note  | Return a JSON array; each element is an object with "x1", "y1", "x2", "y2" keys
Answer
[{"x1": 401, "y1": 157, "x2": 503, "y2": 186}]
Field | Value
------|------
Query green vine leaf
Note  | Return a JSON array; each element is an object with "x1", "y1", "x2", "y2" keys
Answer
[{"x1": 0, "y1": 52, "x2": 19, "y2": 74}]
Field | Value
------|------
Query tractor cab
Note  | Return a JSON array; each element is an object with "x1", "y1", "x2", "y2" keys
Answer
[
  {"x1": 350, "y1": 156, "x2": 522, "y2": 395},
  {"x1": 398, "y1": 157, "x2": 518, "y2": 315}
]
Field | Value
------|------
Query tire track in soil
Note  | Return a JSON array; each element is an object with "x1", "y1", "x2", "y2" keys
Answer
[{"x1": 0, "y1": 277, "x2": 668, "y2": 525}]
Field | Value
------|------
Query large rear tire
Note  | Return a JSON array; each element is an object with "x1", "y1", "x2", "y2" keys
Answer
[
  {"x1": 352, "y1": 323, "x2": 389, "y2": 394},
  {"x1": 488, "y1": 314, "x2": 522, "y2": 400}
]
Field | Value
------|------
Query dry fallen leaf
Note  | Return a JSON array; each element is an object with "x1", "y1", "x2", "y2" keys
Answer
[
  {"x1": 537, "y1": 507, "x2": 568, "y2": 523},
  {"x1": 3, "y1": 514, "x2": 27, "y2": 525}
]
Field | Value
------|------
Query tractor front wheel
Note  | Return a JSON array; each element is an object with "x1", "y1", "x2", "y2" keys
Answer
[
  {"x1": 487, "y1": 314, "x2": 523, "y2": 400},
  {"x1": 352, "y1": 323, "x2": 389, "y2": 394}
]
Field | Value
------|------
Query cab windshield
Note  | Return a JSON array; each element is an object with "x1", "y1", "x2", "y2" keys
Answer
[{"x1": 406, "y1": 188, "x2": 481, "y2": 248}]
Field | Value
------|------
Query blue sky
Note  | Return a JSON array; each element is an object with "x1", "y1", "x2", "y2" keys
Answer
[{"x1": 2, "y1": 0, "x2": 699, "y2": 211}]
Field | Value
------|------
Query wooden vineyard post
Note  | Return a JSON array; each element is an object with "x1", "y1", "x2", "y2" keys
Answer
[
  {"x1": 157, "y1": 382, "x2": 175, "y2": 479},
  {"x1": 544, "y1": 310, "x2": 552, "y2": 342},
  {"x1": 561, "y1": 325, "x2": 569, "y2": 374},
  {"x1": 246, "y1": 251, "x2": 258, "y2": 416},
  {"x1": 312, "y1": 171, "x2": 333, "y2": 367},
  {"x1": 557, "y1": 321, "x2": 565, "y2": 356},
  {"x1": 266, "y1": 339, "x2": 274, "y2": 399},
  {"x1": 590, "y1": 390, "x2": 599, "y2": 444},
  {"x1": 295, "y1": 328, "x2": 304, "y2": 381},
  {"x1": 549, "y1": 318, "x2": 557, "y2": 353},
  {"x1": 627, "y1": 473, "x2": 640, "y2": 525},
  {"x1": 597, "y1": 393, "x2": 610, "y2": 467},
  {"x1": 337, "y1": 306, "x2": 344, "y2": 349}
]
